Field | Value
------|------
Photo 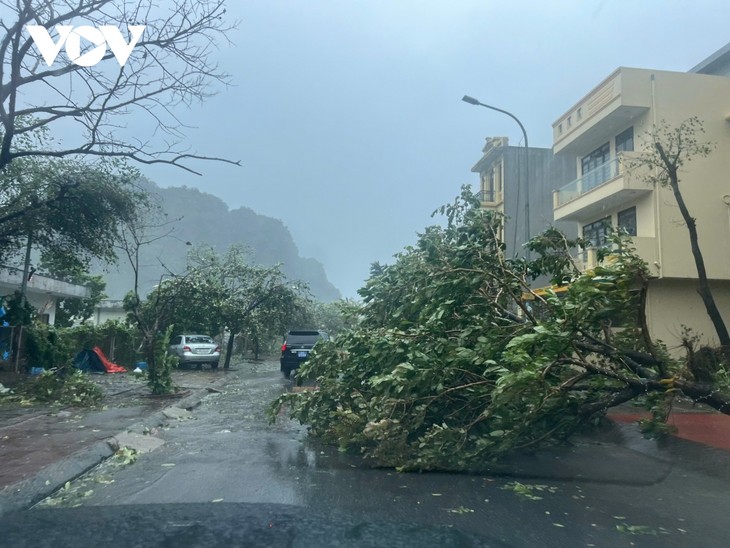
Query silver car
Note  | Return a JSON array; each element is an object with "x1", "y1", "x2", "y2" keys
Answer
[{"x1": 168, "y1": 334, "x2": 221, "y2": 369}]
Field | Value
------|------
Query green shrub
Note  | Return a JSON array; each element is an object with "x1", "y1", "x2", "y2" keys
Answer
[{"x1": 20, "y1": 369, "x2": 103, "y2": 407}]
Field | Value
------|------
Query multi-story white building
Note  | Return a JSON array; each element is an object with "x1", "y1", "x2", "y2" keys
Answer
[{"x1": 551, "y1": 66, "x2": 730, "y2": 350}]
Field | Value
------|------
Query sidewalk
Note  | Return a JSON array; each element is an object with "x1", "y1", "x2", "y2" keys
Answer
[
  {"x1": 0, "y1": 368, "x2": 234, "y2": 516},
  {"x1": 608, "y1": 400, "x2": 730, "y2": 451}
]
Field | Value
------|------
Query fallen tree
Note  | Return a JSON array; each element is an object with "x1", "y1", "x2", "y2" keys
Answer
[{"x1": 272, "y1": 187, "x2": 730, "y2": 471}]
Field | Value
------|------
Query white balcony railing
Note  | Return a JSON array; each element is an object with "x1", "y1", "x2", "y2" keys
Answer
[{"x1": 554, "y1": 157, "x2": 620, "y2": 207}]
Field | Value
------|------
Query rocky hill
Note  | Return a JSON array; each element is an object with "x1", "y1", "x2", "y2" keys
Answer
[{"x1": 98, "y1": 181, "x2": 341, "y2": 302}]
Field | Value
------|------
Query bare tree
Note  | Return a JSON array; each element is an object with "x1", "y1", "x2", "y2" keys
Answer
[
  {"x1": 630, "y1": 118, "x2": 730, "y2": 357},
  {"x1": 0, "y1": 0, "x2": 239, "y2": 174},
  {"x1": 117, "y1": 208, "x2": 184, "y2": 394}
]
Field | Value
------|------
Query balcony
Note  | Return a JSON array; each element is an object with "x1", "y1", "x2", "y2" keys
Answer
[
  {"x1": 578, "y1": 237, "x2": 658, "y2": 273},
  {"x1": 553, "y1": 68, "x2": 651, "y2": 155},
  {"x1": 553, "y1": 154, "x2": 651, "y2": 222},
  {"x1": 476, "y1": 188, "x2": 503, "y2": 206}
]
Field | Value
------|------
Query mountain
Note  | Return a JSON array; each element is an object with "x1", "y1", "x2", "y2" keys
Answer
[{"x1": 98, "y1": 181, "x2": 341, "y2": 302}]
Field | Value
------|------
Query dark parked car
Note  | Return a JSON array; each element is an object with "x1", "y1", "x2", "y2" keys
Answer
[
  {"x1": 280, "y1": 329, "x2": 329, "y2": 379},
  {"x1": 168, "y1": 334, "x2": 221, "y2": 369}
]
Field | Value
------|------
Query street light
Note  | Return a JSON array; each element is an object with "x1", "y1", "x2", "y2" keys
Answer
[{"x1": 462, "y1": 95, "x2": 530, "y2": 257}]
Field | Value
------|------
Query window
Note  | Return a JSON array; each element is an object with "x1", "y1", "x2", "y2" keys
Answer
[
  {"x1": 617, "y1": 207, "x2": 637, "y2": 236},
  {"x1": 481, "y1": 164, "x2": 501, "y2": 202},
  {"x1": 581, "y1": 143, "x2": 611, "y2": 191},
  {"x1": 486, "y1": 170, "x2": 495, "y2": 202},
  {"x1": 615, "y1": 127, "x2": 634, "y2": 153},
  {"x1": 581, "y1": 143, "x2": 610, "y2": 175},
  {"x1": 582, "y1": 217, "x2": 611, "y2": 248}
]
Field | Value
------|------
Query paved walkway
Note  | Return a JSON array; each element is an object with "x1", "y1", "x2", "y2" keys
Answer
[
  {"x1": 0, "y1": 368, "x2": 231, "y2": 506},
  {"x1": 608, "y1": 403, "x2": 730, "y2": 452}
]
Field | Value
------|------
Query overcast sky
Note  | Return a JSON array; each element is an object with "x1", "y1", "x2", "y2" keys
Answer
[{"x1": 139, "y1": 0, "x2": 730, "y2": 298}]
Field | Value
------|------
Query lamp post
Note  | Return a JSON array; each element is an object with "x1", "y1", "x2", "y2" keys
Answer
[{"x1": 462, "y1": 95, "x2": 530, "y2": 258}]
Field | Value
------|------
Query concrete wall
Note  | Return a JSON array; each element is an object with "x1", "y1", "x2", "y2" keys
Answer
[
  {"x1": 474, "y1": 144, "x2": 577, "y2": 259},
  {"x1": 646, "y1": 278, "x2": 730, "y2": 350}
]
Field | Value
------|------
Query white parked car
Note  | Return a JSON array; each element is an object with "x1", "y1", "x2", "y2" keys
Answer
[{"x1": 168, "y1": 334, "x2": 221, "y2": 369}]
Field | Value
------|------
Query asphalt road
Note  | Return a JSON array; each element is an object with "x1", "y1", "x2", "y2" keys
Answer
[{"x1": 3, "y1": 360, "x2": 730, "y2": 547}]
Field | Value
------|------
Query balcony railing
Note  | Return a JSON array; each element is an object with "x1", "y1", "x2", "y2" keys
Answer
[
  {"x1": 577, "y1": 237, "x2": 657, "y2": 272},
  {"x1": 554, "y1": 157, "x2": 620, "y2": 207},
  {"x1": 475, "y1": 188, "x2": 502, "y2": 204}
]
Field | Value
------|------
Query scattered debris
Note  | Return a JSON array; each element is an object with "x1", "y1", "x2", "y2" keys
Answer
[
  {"x1": 163, "y1": 407, "x2": 192, "y2": 420},
  {"x1": 111, "y1": 447, "x2": 138, "y2": 466},
  {"x1": 501, "y1": 481, "x2": 558, "y2": 501},
  {"x1": 616, "y1": 523, "x2": 668, "y2": 536},
  {"x1": 112, "y1": 432, "x2": 164, "y2": 454}
]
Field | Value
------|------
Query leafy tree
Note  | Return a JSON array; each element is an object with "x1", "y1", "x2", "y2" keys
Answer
[
  {"x1": 308, "y1": 299, "x2": 361, "y2": 337},
  {"x1": 272, "y1": 187, "x2": 730, "y2": 471},
  {"x1": 51, "y1": 273, "x2": 107, "y2": 328},
  {"x1": 0, "y1": 130, "x2": 145, "y2": 268},
  {"x1": 179, "y1": 245, "x2": 306, "y2": 369},
  {"x1": 0, "y1": 0, "x2": 238, "y2": 173},
  {"x1": 2, "y1": 290, "x2": 35, "y2": 325}
]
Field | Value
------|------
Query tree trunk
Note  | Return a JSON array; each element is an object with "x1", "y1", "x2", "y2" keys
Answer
[
  {"x1": 663, "y1": 158, "x2": 730, "y2": 357},
  {"x1": 224, "y1": 331, "x2": 236, "y2": 369}
]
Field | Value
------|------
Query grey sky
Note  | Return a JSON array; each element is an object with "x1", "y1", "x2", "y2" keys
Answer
[{"x1": 139, "y1": 1, "x2": 730, "y2": 298}]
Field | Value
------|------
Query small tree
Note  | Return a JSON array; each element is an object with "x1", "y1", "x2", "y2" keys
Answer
[
  {"x1": 628, "y1": 118, "x2": 730, "y2": 356},
  {"x1": 118, "y1": 210, "x2": 184, "y2": 394},
  {"x1": 181, "y1": 245, "x2": 306, "y2": 369}
]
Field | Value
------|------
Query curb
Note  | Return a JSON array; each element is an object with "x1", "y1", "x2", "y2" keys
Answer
[{"x1": 0, "y1": 372, "x2": 232, "y2": 518}]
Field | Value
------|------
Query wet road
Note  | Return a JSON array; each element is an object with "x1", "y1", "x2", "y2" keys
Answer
[{"x1": 8, "y1": 360, "x2": 730, "y2": 547}]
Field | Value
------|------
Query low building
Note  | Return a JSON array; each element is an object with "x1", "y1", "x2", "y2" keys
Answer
[
  {"x1": 0, "y1": 266, "x2": 90, "y2": 325},
  {"x1": 92, "y1": 299, "x2": 128, "y2": 325}
]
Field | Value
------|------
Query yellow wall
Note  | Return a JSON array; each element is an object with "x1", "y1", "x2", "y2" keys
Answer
[{"x1": 646, "y1": 278, "x2": 730, "y2": 351}]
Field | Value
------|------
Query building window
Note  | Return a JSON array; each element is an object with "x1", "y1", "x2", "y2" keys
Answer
[
  {"x1": 486, "y1": 170, "x2": 496, "y2": 202},
  {"x1": 581, "y1": 143, "x2": 610, "y2": 175},
  {"x1": 558, "y1": 123, "x2": 563, "y2": 135},
  {"x1": 583, "y1": 217, "x2": 612, "y2": 249},
  {"x1": 615, "y1": 127, "x2": 634, "y2": 153},
  {"x1": 577, "y1": 107, "x2": 582, "y2": 120},
  {"x1": 617, "y1": 207, "x2": 637, "y2": 236},
  {"x1": 581, "y1": 142, "x2": 611, "y2": 191}
]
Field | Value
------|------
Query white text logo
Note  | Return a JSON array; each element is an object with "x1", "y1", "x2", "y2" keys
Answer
[{"x1": 26, "y1": 25, "x2": 146, "y2": 67}]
